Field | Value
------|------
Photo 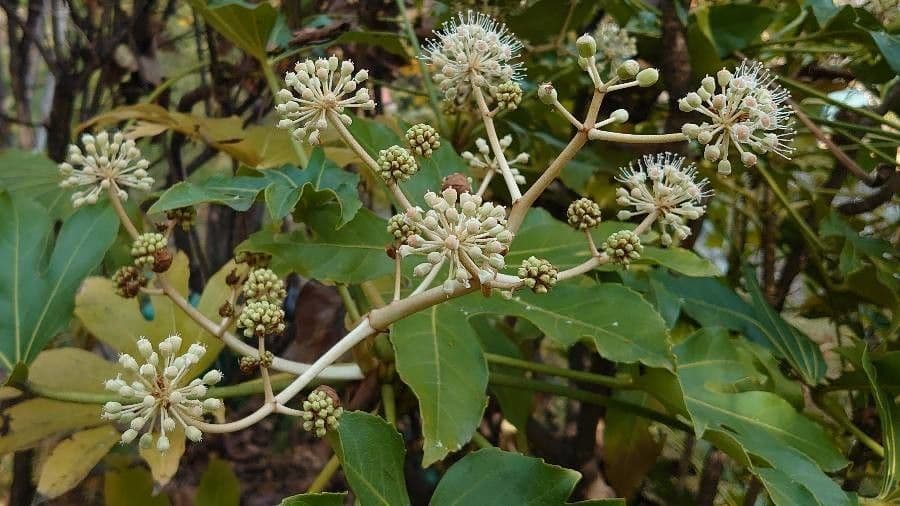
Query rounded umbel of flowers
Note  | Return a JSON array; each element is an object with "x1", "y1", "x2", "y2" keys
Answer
[
  {"x1": 406, "y1": 124, "x2": 441, "y2": 157},
  {"x1": 604, "y1": 230, "x2": 643, "y2": 266},
  {"x1": 567, "y1": 198, "x2": 602, "y2": 230},
  {"x1": 300, "y1": 386, "x2": 344, "y2": 438},
  {"x1": 615, "y1": 152, "x2": 712, "y2": 246},
  {"x1": 398, "y1": 188, "x2": 513, "y2": 294},
  {"x1": 113, "y1": 266, "x2": 148, "y2": 298},
  {"x1": 377, "y1": 145, "x2": 419, "y2": 183},
  {"x1": 678, "y1": 60, "x2": 794, "y2": 174},
  {"x1": 59, "y1": 131, "x2": 153, "y2": 207},
  {"x1": 238, "y1": 300, "x2": 286, "y2": 339},
  {"x1": 518, "y1": 256, "x2": 558, "y2": 294},
  {"x1": 425, "y1": 11, "x2": 523, "y2": 104},
  {"x1": 242, "y1": 268, "x2": 286, "y2": 304},
  {"x1": 131, "y1": 232, "x2": 172, "y2": 272},
  {"x1": 102, "y1": 335, "x2": 224, "y2": 449},
  {"x1": 275, "y1": 57, "x2": 375, "y2": 145}
]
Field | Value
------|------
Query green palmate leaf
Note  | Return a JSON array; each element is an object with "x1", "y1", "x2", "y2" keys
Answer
[
  {"x1": 659, "y1": 328, "x2": 849, "y2": 506},
  {"x1": 0, "y1": 149, "x2": 71, "y2": 219},
  {"x1": 841, "y1": 341, "x2": 900, "y2": 501},
  {"x1": 453, "y1": 283, "x2": 672, "y2": 369},
  {"x1": 262, "y1": 148, "x2": 361, "y2": 225},
  {"x1": 74, "y1": 253, "x2": 226, "y2": 375},
  {"x1": 279, "y1": 493, "x2": 348, "y2": 506},
  {"x1": 429, "y1": 448, "x2": 582, "y2": 505},
  {"x1": 707, "y1": 4, "x2": 775, "y2": 56},
  {"x1": 603, "y1": 390, "x2": 664, "y2": 499},
  {"x1": 742, "y1": 266, "x2": 826, "y2": 384},
  {"x1": 0, "y1": 193, "x2": 119, "y2": 370},
  {"x1": 335, "y1": 411, "x2": 410, "y2": 506},
  {"x1": 870, "y1": 31, "x2": 900, "y2": 74},
  {"x1": 149, "y1": 150, "x2": 361, "y2": 225},
  {"x1": 391, "y1": 304, "x2": 488, "y2": 466},
  {"x1": 36, "y1": 425, "x2": 120, "y2": 499},
  {"x1": 196, "y1": 458, "x2": 241, "y2": 506},
  {"x1": 507, "y1": 209, "x2": 718, "y2": 278},
  {"x1": 238, "y1": 207, "x2": 393, "y2": 284},
  {"x1": 188, "y1": 0, "x2": 277, "y2": 60},
  {"x1": 650, "y1": 270, "x2": 826, "y2": 384}
]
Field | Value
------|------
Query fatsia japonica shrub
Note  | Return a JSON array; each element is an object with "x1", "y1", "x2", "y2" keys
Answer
[{"x1": 0, "y1": 1, "x2": 898, "y2": 504}]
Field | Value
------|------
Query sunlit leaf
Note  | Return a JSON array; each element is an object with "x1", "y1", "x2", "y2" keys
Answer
[{"x1": 37, "y1": 425, "x2": 120, "y2": 499}]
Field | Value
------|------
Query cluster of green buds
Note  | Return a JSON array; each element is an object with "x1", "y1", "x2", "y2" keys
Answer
[
  {"x1": 492, "y1": 81, "x2": 523, "y2": 110},
  {"x1": 242, "y1": 268, "x2": 286, "y2": 304},
  {"x1": 566, "y1": 198, "x2": 603, "y2": 230},
  {"x1": 131, "y1": 232, "x2": 172, "y2": 273},
  {"x1": 406, "y1": 124, "x2": 441, "y2": 158},
  {"x1": 518, "y1": 256, "x2": 559, "y2": 294},
  {"x1": 112, "y1": 265, "x2": 148, "y2": 298},
  {"x1": 102, "y1": 335, "x2": 224, "y2": 449},
  {"x1": 377, "y1": 145, "x2": 419, "y2": 183},
  {"x1": 300, "y1": 386, "x2": 344, "y2": 438},
  {"x1": 604, "y1": 230, "x2": 643, "y2": 266},
  {"x1": 166, "y1": 207, "x2": 196, "y2": 231},
  {"x1": 387, "y1": 213, "x2": 416, "y2": 245},
  {"x1": 238, "y1": 300, "x2": 286, "y2": 339}
]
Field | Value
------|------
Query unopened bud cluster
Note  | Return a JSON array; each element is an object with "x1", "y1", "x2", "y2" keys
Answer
[
  {"x1": 679, "y1": 61, "x2": 794, "y2": 174},
  {"x1": 518, "y1": 256, "x2": 558, "y2": 294},
  {"x1": 604, "y1": 230, "x2": 643, "y2": 266},
  {"x1": 235, "y1": 251, "x2": 272, "y2": 268},
  {"x1": 242, "y1": 268, "x2": 286, "y2": 304},
  {"x1": 399, "y1": 188, "x2": 512, "y2": 294},
  {"x1": 406, "y1": 124, "x2": 441, "y2": 157},
  {"x1": 388, "y1": 214, "x2": 416, "y2": 244},
  {"x1": 493, "y1": 81, "x2": 523, "y2": 110},
  {"x1": 377, "y1": 145, "x2": 419, "y2": 183},
  {"x1": 275, "y1": 57, "x2": 374, "y2": 144},
  {"x1": 102, "y1": 335, "x2": 223, "y2": 450},
  {"x1": 59, "y1": 131, "x2": 153, "y2": 207},
  {"x1": 238, "y1": 300, "x2": 286, "y2": 339},
  {"x1": 300, "y1": 387, "x2": 344, "y2": 438},
  {"x1": 239, "y1": 351, "x2": 274, "y2": 374},
  {"x1": 567, "y1": 198, "x2": 602, "y2": 230},
  {"x1": 113, "y1": 266, "x2": 148, "y2": 298},
  {"x1": 131, "y1": 233, "x2": 172, "y2": 272}
]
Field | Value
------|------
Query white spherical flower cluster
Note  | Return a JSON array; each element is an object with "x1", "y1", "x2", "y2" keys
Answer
[
  {"x1": 679, "y1": 60, "x2": 794, "y2": 175},
  {"x1": 461, "y1": 135, "x2": 528, "y2": 186},
  {"x1": 398, "y1": 188, "x2": 513, "y2": 294},
  {"x1": 616, "y1": 153, "x2": 713, "y2": 245},
  {"x1": 59, "y1": 131, "x2": 153, "y2": 207},
  {"x1": 425, "y1": 11, "x2": 523, "y2": 105},
  {"x1": 275, "y1": 57, "x2": 375, "y2": 145},
  {"x1": 102, "y1": 335, "x2": 223, "y2": 450},
  {"x1": 592, "y1": 18, "x2": 637, "y2": 68}
]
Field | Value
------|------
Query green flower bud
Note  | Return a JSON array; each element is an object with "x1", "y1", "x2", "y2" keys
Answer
[
  {"x1": 538, "y1": 82, "x2": 557, "y2": 105},
  {"x1": 604, "y1": 230, "x2": 643, "y2": 266},
  {"x1": 517, "y1": 256, "x2": 559, "y2": 294},
  {"x1": 242, "y1": 268, "x2": 286, "y2": 304},
  {"x1": 237, "y1": 300, "x2": 286, "y2": 339},
  {"x1": 493, "y1": 81, "x2": 523, "y2": 111},
  {"x1": 636, "y1": 68, "x2": 659, "y2": 87},
  {"x1": 131, "y1": 233, "x2": 172, "y2": 272},
  {"x1": 405, "y1": 123, "x2": 441, "y2": 158},
  {"x1": 617, "y1": 59, "x2": 640, "y2": 79},
  {"x1": 377, "y1": 145, "x2": 418, "y2": 183},
  {"x1": 576, "y1": 34, "x2": 597, "y2": 58},
  {"x1": 300, "y1": 386, "x2": 343, "y2": 438},
  {"x1": 567, "y1": 197, "x2": 602, "y2": 230}
]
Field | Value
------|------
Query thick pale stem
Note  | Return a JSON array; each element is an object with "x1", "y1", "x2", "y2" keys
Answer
[
  {"x1": 558, "y1": 254, "x2": 609, "y2": 281},
  {"x1": 476, "y1": 169, "x2": 496, "y2": 197},
  {"x1": 328, "y1": 110, "x2": 413, "y2": 210},
  {"x1": 473, "y1": 87, "x2": 523, "y2": 200},
  {"x1": 258, "y1": 338, "x2": 274, "y2": 403},
  {"x1": 588, "y1": 130, "x2": 688, "y2": 144},
  {"x1": 552, "y1": 100, "x2": 583, "y2": 129},
  {"x1": 633, "y1": 211, "x2": 659, "y2": 236},
  {"x1": 275, "y1": 319, "x2": 376, "y2": 403},
  {"x1": 107, "y1": 183, "x2": 140, "y2": 238}
]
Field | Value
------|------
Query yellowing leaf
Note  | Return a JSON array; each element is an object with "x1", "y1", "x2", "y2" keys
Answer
[
  {"x1": 139, "y1": 426, "x2": 186, "y2": 488},
  {"x1": 37, "y1": 425, "x2": 120, "y2": 498},
  {"x1": 29, "y1": 348, "x2": 122, "y2": 393},
  {"x1": 0, "y1": 398, "x2": 103, "y2": 454},
  {"x1": 74, "y1": 252, "x2": 225, "y2": 375}
]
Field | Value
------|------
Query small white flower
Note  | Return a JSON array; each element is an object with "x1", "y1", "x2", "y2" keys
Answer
[
  {"x1": 615, "y1": 153, "x2": 713, "y2": 245},
  {"x1": 275, "y1": 56, "x2": 375, "y2": 145},
  {"x1": 592, "y1": 18, "x2": 637, "y2": 69},
  {"x1": 425, "y1": 11, "x2": 523, "y2": 105},
  {"x1": 461, "y1": 135, "x2": 528, "y2": 186},
  {"x1": 399, "y1": 188, "x2": 512, "y2": 293},
  {"x1": 102, "y1": 335, "x2": 223, "y2": 449},
  {"x1": 679, "y1": 60, "x2": 794, "y2": 174},
  {"x1": 58, "y1": 131, "x2": 153, "y2": 207}
]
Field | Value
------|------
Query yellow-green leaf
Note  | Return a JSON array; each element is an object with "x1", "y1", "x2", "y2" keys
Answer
[
  {"x1": 105, "y1": 467, "x2": 170, "y2": 506},
  {"x1": 139, "y1": 426, "x2": 186, "y2": 487},
  {"x1": 37, "y1": 425, "x2": 120, "y2": 498},
  {"x1": 0, "y1": 398, "x2": 103, "y2": 454}
]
